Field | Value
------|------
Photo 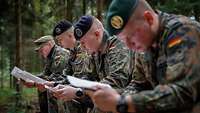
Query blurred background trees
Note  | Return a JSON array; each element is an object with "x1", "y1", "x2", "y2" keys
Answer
[
  {"x1": 0, "y1": 0, "x2": 199, "y2": 112},
  {"x1": 149, "y1": 0, "x2": 200, "y2": 21},
  {"x1": 0, "y1": 0, "x2": 111, "y2": 112}
]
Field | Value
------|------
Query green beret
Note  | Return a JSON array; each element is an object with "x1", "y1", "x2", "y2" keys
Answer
[
  {"x1": 106, "y1": 0, "x2": 139, "y2": 35},
  {"x1": 34, "y1": 35, "x2": 54, "y2": 51}
]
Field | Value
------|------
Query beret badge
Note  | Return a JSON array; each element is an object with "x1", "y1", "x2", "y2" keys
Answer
[
  {"x1": 55, "y1": 28, "x2": 61, "y2": 34},
  {"x1": 111, "y1": 16, "x2": 124, "y2": 29},
  {"x1": 75, "y1": 28, "x2": 83, "y2": 37}
]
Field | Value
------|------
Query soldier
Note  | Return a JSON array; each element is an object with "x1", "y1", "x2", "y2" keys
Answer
[
  {"x1": 52, "y1": 20, "x2": 93, "y2": 113},
  {"x1": 74, "y1": 15, "x2": 132, "y2": 89},
  {"x1": 51, "y1": 15, "x2": 132, "y2": 113},
  {"x1": 85, "y1": 0, "x2": 200, "y2": 113},
  {"x1": 34, "y1": 36, "x2": 70, "y2": 83},
  {"x1": 23, "y1": 35, "x2": 70, "y2": 113},
  {"x1": 53, "y1": 20, "x2": 93, "y2": 80}
]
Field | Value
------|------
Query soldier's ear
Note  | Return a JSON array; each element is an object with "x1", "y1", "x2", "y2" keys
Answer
[
  {"x1": 68, "y1": 33, "x2": 72, "y2": 38},
  {"x1": 47, "y1": 41, "x2": 54, "y2": 47},
  {"x1": 144, "y1": 11, "x2": 154, "y2": 26},
  {"x1": 94, "y1": 30, "x2": 100, "y2": 37}
]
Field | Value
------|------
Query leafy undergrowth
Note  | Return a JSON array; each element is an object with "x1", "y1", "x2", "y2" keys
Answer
[{"x1": 0, "y1": 87, "x2": 40, "y2": 113}]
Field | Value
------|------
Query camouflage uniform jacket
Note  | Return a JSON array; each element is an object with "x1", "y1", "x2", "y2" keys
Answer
[
  {"x1": 90, "y1": 31, "x2": 132, "y2": 89},
  {"x1": 41, "y1": 45, "x2": 70, "y2": 82},
  {"x1": 38, "y1": 45, "x2": 71, "y2": 113},
  {"x1": 63, "y1": 42, "x2": 93, "y2": 80},
  {"x1": 130, "y1": 11, "x2": 200, "y2": 113},
  {"x1": 62, "y1": 42, "x2": 92, "y2": 113},
  {"x1": 121, "y1": 51, "x2": 154, "y2": 95}
]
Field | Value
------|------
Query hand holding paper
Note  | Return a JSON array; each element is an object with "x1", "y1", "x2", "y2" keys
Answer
[
  {"x1": 11, "y1": 66, "x2": 47, "y2": 84},
  {"x1": 11, "y1": 66, "x2": 54, "y2": 91}
]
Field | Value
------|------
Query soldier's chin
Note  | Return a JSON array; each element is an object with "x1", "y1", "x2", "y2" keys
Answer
[
  {"x1": 86, "y1": 49, "x2": 94, "y2": 54},
  {"x1": 135, "y1": 47, "x2": 146, "y2": 52},
  {"x1": 88, "y1": 51, "x2": 94, "y2": 54}
]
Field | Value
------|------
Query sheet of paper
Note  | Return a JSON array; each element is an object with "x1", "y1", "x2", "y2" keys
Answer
[
  {"x1": 67, "y1": 76, "x2": 111, "y2": 90},
  {"x1": 11, "y1": 66, "x2": 47, "y2": 84}
]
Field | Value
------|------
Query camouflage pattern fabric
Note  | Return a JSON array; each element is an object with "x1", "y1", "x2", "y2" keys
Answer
[
  {"x1": 130, "y1": 11, "x2": 200, "y2": 113},
  {"x1": 64, "y1": 42, "x2": 93, "y2": 80},
  {"x1": 89, "y1": 31, "x2": 133, "y2": 113},
  {"x1": 63, "y1": 42, "x2": 92, "y2": 113},
  {"x1": 91, "y1": 31, "x2": 132, "y2": 89},
  {"x1": 38, "y1": 90, "x2": 49, "y2": 113},
  {"x1": 39, "y1": 45, "x2": 71, "y2": 113},
  {"x1": 41, "y1": 45, "x2": 70, "y2": 81}
]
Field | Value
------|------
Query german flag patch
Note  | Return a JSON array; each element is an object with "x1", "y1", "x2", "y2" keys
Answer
[{"x1": 167, "y1": 36, "x2": 183, "y2": 48}]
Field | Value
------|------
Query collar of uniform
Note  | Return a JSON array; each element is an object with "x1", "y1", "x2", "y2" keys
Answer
[
  {"x1": 47, "y1": 45, "x2": 56, "y2": 59},
  {"x1": 69, "y1": 41, "x2": 81, "y2": 54},
  {"x1": 74, "y1": 41, "x2": 82, "y2": 52},
  {"x1": 97, "y1": 30, "x2": 110, "y2": 54},
  {"x1": 66, "y1": 41, "x2": 78, "y2": 54},
  {"x1": 154, "y1": 10, "x2": 166, "y2": 49}
]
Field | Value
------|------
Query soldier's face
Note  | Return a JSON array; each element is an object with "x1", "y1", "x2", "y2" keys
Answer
[
  {"x1": 80, "y1": 29, "x2": 101, "y2": 54},
  {"x1": 118, "y1": 20, "x2": 154, "y2": 52},
  {"x1": 38, "y1": 43, "x2": 51, "y2": 59},
  {"x1": 56, "y1": 31, "x2": 76, "y2": 49}
]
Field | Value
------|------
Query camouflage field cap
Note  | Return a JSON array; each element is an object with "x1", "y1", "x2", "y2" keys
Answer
[{"x1": 34, "y1": 35, "x2": 54, "y2": 51}]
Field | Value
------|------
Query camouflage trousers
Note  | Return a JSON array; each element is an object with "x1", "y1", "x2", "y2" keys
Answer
[
  {"x1": 66, "y1": 100, "x2": 88, "y2": 113},
  {"x1": 47, "y1": 91, "x2": 71, "y2": 113},
  {"x1": 38, "y1": 90, "x2": 71, "y2": 113},
  {"x1": 38, "y1": 90, "x2": 48, "y2": 113},
  {"x1": 88, "y1": 107, "x2": 111, "y2": 113}
]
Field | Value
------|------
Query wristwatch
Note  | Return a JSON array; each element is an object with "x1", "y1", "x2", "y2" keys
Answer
[
  {"x1": 116, "y1": 95, "x2": 128, "y2": 113},
  {"x1": 75, "y1": 88, "x2": 84, "y2": 97}
]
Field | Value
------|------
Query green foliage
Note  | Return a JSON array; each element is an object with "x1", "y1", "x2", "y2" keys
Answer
[
  {"x1": 0, "y1": 88, "x2": 24, "y2": 113},
  {"x1": 0, "y1": 88, "x2": 15, "y2": 106},
  {"x1": 0, "y1": 86, "x2": 39, "y2": 113},
  {"x1": 149, "y1": 0, "x2": 200, "y2": 21}
]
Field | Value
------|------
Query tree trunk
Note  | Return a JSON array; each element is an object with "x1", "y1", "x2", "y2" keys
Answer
[
  {"x1": 15, "y1": 0, "x2": 22, "y2": 73},
  {"x1": 96, "y1": 0, "x2": 103, "y2": 22},
  {"x1": 193, "y1": 6, "x2": 200, "y2": 22},
  {"x1": 64, "y1": 0, "x2": 67, "y2": 19},
  {"x1": 0, "y1": 47, "x2": 3, "y2": 89},
  {"x1": 9, "y1": 52, "x2": 13, "y2": 88},
  {"x1": 82, "y1": 0, "x2": 86, "y2": 15},
  {"x1": 15, "y1": 0, "x2": 22, "y2": 106},
  {"x1": 90, "y1": 0, "x2": 94, "y2": 15},
  {"x1": 67, "y1": 0, "x2": 73, "y2": 21}
]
